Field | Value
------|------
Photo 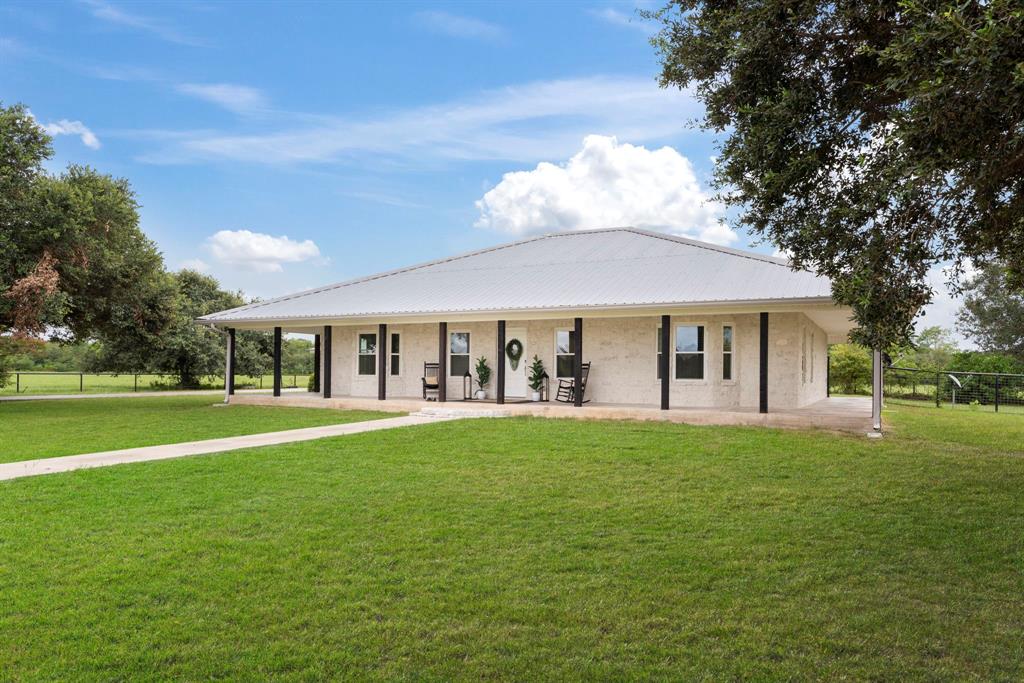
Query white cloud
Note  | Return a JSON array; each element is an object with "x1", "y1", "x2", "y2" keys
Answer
[
  {"x1": 179, "y1": 258, "x2": 210, "y2": 273},
  {"x1": 205, "y1": 230, "x2": 320, "y2": 273},
  {"x1": 177, "y1": 83, "x2": 268, "y2": 114},
  {"x1": 79, "y1": 0, "x2": 200, "y2": 46},
  {"x1": 139, "y1": 76, "x2": 701, "y2": 166},
  {"x1": 474, "y1": 135, "x2": 734, "y2": 244},
  {"x1": 414, "y1": 11, "x2": 505, "y2": 41},
  {"x1": 41, "y1": 119, "x2": 101, "y2": 149}
]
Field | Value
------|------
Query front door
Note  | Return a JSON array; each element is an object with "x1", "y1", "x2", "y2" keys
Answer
[{"x1": 504, "y1": 327, "x2": 528, "y2": 398}]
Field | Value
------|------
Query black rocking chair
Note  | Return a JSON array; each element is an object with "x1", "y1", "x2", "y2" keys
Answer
[
  {"x1": 555, "y1": 362, "x2": 591, "y2": 404},
  {"x1": 422, "y1": 362, "x2": 440, "y2": 400}
]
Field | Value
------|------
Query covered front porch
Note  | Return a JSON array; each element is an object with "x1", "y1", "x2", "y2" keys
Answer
[
  {"x1": 218, "y1": 307, "x2": 883, "y2": 433},
  {"x1": 230, "y1": 392, "x2": 873, "y2": 433}
]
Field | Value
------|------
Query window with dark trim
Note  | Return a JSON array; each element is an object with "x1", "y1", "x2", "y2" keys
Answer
[
  {"x1": 390, "y1": 332, "x2": 401, "y2": 376},
  {"x1": 555, "y1": 329, "x2": 576, "y2": 378},
  {"x1": 450, "y1": 332, "x2": 470, "y2": 376},
  {"x1": 722, "y1": 325, "x2": 733, "y2": 381},
  {"x1": 358, "y1": 333, "x2": 376, "y2": 376},
  {"x1": 675, "y1": 325, "x2": 704, "y2": 380},
  {"x1": 657, "y1": 326, "x2": 664, "y2": 380}
]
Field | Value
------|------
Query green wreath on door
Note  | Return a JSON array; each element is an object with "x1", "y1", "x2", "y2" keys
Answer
[{"x1": 505, "y1": 338, "x2": 524, "y2": 371}]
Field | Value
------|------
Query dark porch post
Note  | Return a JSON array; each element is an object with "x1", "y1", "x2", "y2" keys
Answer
[
  {"x1": 273, "y1": 326, "x2": 282, "y2": 397},
  {"x1": 313, "y1": 334, "x2": 321, "y2": 393},
  {"x1": 438, "y1": 322, "x2": 447, "y2": 402},
  {"x1": 322, "y1": 326, "x2": 332, "y2": 398},
  {"x1": 759, "y1": 312, "x2": 768, "y2": 414},
  {"x1": 660, "y1": 315, "x2": 670, "y2": 410},
  {"x1": 378, "y1": 323, "x2": 387, "y2": 400},
  {"x1": 573, "y1": 317, "x2": 583, "y2": 407},
  {"x1": 496, "y1": 320, "x2": 506, "y2": 405},
  {"x1": 227, "y1": 328, "x2": 236, "y2": 396}
]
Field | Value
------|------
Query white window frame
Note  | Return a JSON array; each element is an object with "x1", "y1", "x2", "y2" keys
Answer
[
  {"x1": 449, "y1": 330, "x2": 471, "y2": 377},
  {"x1": 390, "y1": 331, "x2": 401, "y2": 377},
  {"x1": 801, "y1": 326, "x2": 808, "y2": 384},
  {"x1": 356, "y1": 330, "x2": 377, "y2": 377},
  {"x1": 554, "y1": 328, "x2": 576, "y2": 379},
  {"x1": 673, "y1": 322, "x2": 707, "y2": 383},
  {"x1": 721, "y1": 322, "x2": 736, "y2": 383},
  {"x1": 810, "y1": 332, "x2": 815, "y2": 383},
  {"x1": 655, "y1": 324, "x2": 667, "y2": 382}
]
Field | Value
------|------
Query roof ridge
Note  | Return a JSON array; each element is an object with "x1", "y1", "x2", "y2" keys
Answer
[{"x1": 546, "y1": 226, "x2": 792, "y2": 268}]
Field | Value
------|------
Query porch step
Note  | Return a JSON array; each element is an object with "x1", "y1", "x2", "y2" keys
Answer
[{"x1": 412, "y1": 407, "x2": 512, "y2": 419}]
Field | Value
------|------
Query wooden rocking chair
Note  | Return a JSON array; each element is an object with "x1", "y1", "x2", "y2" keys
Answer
[
  {"x1": 555, "y1": 362, "x2": 591, "y2": 404},
  {"x1": 422, "y1": 362, "x2": 440, "y2": 400}
]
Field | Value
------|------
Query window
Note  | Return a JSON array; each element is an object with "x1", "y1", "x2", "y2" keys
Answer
[
  {"x1": 801, "y1": 328, "x2": 808, "y2": 383},
  {"x1": 810, "y1": 332, "x2": 815, "y2": 383},
  {"x1": 390, "y1": 332, "x2": 401, "y2": 376},
  {"x1": 722, "y1": 325, "x2": 733, "y2": 381},
  {"x1": 675, "y1": 325, "x2": 704, "y2": 380},
  {"x1": 657, "y1": 326, "x2": 664, "y2": 380},
  {"x1": 555, "y1": 329, "x2": 576, "y2": 378},
  {"x1": 358, "y1": 333, "x2": 376, "y2": 376},
  {"x1": 450, "y1": 332, "x2": 470, "y2": 376}
]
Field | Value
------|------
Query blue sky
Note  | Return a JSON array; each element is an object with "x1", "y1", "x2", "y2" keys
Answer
[{"x1": 1, "y1": 0, "x2": 959, "y2": 336}]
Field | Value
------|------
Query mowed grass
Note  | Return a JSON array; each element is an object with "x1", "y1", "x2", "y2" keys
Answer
[
  {"x1": 0, "y1": 396, "x2": 393, "y2": 463},
  {"x1": 0, "y1": 373, "x2": 312, "y2": 395},
  {"x1": 1, "y1": 405, "x2": 1023, "y2": 679}
]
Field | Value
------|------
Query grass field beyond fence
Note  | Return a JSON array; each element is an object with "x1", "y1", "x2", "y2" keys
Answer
[
  {"x1": 1, "y1": 402, "x2": 1022, "y2": 679},
  {"x1": 1, "y1": 372, "x2": 313, "y2": 395}
]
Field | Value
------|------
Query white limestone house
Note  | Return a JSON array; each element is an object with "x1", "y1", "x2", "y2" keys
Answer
[{"x1": 200, "y1": 228, "x2": 873, "y2": 424}]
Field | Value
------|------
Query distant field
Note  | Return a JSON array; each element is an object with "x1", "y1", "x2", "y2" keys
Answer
[{"x1": 0, "y1": 372, "x2": 313, "y2": 395}]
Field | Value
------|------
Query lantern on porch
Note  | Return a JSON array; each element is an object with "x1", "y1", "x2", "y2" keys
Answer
[
  {"x1": 463, "y1": 370, "x2": 473, "y2": 401},
  {"x1": 540, "y1": 371, "x2": 550, "y2": 402}
]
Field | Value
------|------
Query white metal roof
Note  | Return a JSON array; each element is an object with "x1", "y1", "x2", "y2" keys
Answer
[{"x1": 199, "y1": 227, "x2": 836, "y2": 324}]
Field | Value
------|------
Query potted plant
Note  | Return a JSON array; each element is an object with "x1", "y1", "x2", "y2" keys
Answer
[
  {"x1": 474, "y1": 356, "x2": 491, "y2": 400},
  {"x1": 528, "y1": 355, "x2": 545, "y2": 402}
]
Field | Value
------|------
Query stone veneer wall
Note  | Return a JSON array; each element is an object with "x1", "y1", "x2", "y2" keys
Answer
[{"x1": 319, "y1": 313, "x2": 829, "y2": 410}]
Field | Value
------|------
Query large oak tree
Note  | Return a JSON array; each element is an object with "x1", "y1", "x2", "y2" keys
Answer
[
  {"x1": 647, "y1": 1, "x2": 1024, "y2": 348},
  {"x1": 1, "y1": 103, "x2": 176, "y2": 383}
]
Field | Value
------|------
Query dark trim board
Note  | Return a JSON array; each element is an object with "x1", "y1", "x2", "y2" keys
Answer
[
  {"x1": 378, "y1": 323, "x2": 387, "y2": 400},
  {"x1": 438, "y1": 321, "x2": 447, "y2": 402},
  {"x1": 312, "y1": 334, "x2": 321, "y2": 393},
  {"x1": 496, "y1": 320, "x2": 506, "y2": 405},
  {"x1": 227, "y1": 328, "x2": 236, "y2": 396},
  {"x1": 573, "y1": 317, "x2": 583, "y2": 407},
  {"x1": 759, "y1": 312, "x2": 768, "y2": 413},
  {"x1": 273, "y1": 326, "x2": 282, "y2": 397},
  {"x1": 660, "y1": 315, "x2": 669, "y2": 410},
  {"x1": 322, "y1": 325, "x2": 332, "y2": 398}
]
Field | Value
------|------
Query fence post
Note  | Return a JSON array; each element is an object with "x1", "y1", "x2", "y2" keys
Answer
[
  {"x1": 80, "y1": 372, "x2": 84, "y2": 392},
  {"x1": 16, "y1": 373, "x2": 20, "y2": 394},
  {"x1": 994, "y1": 376, "x2": 1000, "y2": 413},
  {"x1": 134, "y1": 374, "x2": 139, "y2": 392},
  {"x1": 935, "y1": 372, "x2": 941, "y2": 408}
]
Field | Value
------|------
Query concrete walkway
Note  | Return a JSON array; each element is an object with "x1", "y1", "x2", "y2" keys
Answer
[
  {"x1": 0, "y1": 387, "x2": 305, "y2": 402},
  {"x1": 0, "y1": 413, "x2": 455, "y2": 482}
]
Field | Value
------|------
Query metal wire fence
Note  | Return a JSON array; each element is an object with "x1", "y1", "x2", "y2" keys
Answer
[
  {"x1": 883, "y1": 366, "x2": 1024, "y2": 414},
  {"x1": 1, "y1": 372, "x2": 312, "y2": 396}
]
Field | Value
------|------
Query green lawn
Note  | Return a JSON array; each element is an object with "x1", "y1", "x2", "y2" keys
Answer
[
  {"x1": 0, "y1": 396, "x2": 392, "y2": 463},
  {"x1": 1, "y1": 404, "x2": 1023, "y2": 679},
  {"x1": 0, "y1": 372, "x2": 313, "y2": 395}
]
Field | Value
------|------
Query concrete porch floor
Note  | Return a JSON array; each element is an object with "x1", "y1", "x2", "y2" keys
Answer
[{"x1": 230, "y1": 393, "x2": 874, "y2": 433}]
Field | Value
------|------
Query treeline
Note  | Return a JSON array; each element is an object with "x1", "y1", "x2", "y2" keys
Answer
[
  {"x1": 0, "y1": 102, "x2": 310, "y2": 389},
  {"x1": 829, "y1": 327, "x2": 1024, "y2": 395}
]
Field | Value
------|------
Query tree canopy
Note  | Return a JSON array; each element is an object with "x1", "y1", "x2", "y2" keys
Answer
[
  {"x1": 0, "y1": 102, "x2": 176, "y2": 354},
  {"x1": 647, "y1": 1, "x2": 1024, "y2": 349},
  {"x1": 958, "y1": 262, "x2": 1024, "y2": 362}
]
